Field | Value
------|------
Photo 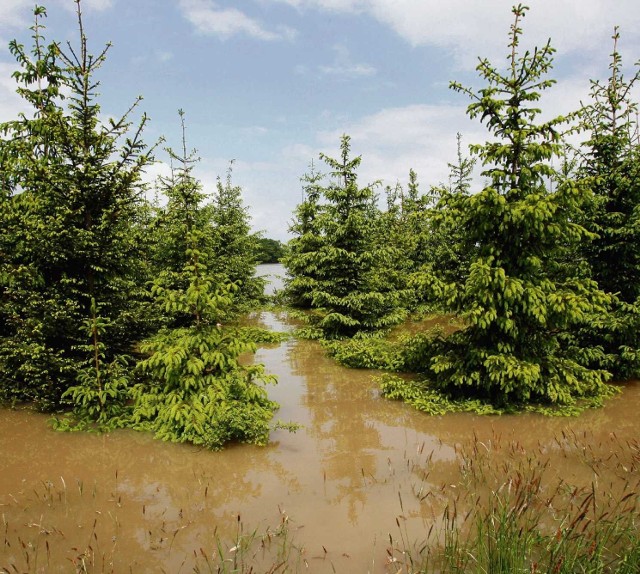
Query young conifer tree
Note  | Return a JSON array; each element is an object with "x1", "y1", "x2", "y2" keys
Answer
[
  {"x1": 377, "y1": 174, "x2": 429, "y2": 312},
  {"x1": 0, "y1": 2, "x2": 151, "y2": 408},
  {"x1": 418, "y1": 5, "x2": 613, "y2": 407},
  {"x1": 578, "y1": 29, "x2": 640, "y2": 379},
  {"x1": 129, "y1": 225, "x2": 280, "y2": 449},
  {"x1": 148, "y1": 109, "x2": 211, "y2": 326},
  {"x1": 308, "y1": 135, "x2": 405, "y2": 338},
  {"x1": 208, "y1": 163, "x2": 266, "y2": 312},
  {"x1": 418, "y1": 133, "x2": 476, "y2": 291},
  {"x1": 283, "y1": 161, "x2": 326, "y2": 308}
]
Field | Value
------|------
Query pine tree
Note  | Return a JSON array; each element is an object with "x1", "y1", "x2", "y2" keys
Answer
[{"x1": 416, "y1": 5, "x2": 613, "y2": 407}]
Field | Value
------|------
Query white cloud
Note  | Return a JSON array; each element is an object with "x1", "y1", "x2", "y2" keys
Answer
[
  {"x1": 0, "y1": 0, "x2": 29, "y2": 48},
  {"x1": 196, "y1": 103, "x2": 491, "y2": 241},
  {"x1": 130, "y1": 50, "x2": 174, "y2": 67},
  {"x1": 179, "y1": 0, "x2": 297, "y2": 41},
  {"x1": 239, "y1": 125, "x2": 269, "y2": 137},
  {"x1": 367, "y1": 0, "x2": 640, "y2": 67},
  {"x1": 316, "y1": 103, "x2": 487, "y2": 190},
  {"x1": 269, "y1": 0, "x2": 640, "y2": 68},
  {"x1": 320, "y1": 62, "x2": 376, "y2": 77},
  {"x1": 0, "y1": 1, "x2": 28, "y2": 29},
  {"x1": 319, "y1": 43, "x2": 376, "y2": 77}
]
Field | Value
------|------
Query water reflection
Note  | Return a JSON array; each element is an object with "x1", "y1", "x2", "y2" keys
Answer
[{"x1": 1, "y1": 312, "x2": 639, "y2": 573}]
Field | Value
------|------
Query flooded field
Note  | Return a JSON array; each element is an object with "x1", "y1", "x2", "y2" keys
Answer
[{"x1": 1, "y1": 310, "x2": 639, "y2": 573}]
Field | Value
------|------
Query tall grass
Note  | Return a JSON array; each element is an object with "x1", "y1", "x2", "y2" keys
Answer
[{"x1": 388, "y1": 431, "x2": 640, "y2": 573}]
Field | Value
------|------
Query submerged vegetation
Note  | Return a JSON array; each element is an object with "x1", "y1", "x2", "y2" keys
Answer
[
  {"x1": 285, "y1": 5, "x2": 640, "y2": 415},
  {"x1": 1, "y1": 426, "x2": 637, "y2": 573},
  {"x1": 2, "y1": 2, "x2": 639, "y2": 572},
  {"x1": 0, "y1": 2, "x2": 639, "y2": 435}
]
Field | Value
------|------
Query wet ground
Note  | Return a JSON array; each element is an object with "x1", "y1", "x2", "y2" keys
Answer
[{"x1": 1, "y1": 309, "x2": 638, "y2": 573}]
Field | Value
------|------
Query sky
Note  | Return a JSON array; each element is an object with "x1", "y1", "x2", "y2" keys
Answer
[{"x1": 1, "y1": 0, "x2": 640, "y2": 241}]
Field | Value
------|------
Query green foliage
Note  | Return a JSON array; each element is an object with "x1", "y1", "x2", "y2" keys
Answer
[
  {"x1": 256, "y1": 237, "x2": 286, "y2": 264},
  {"x1": 282, "y1": 162, "x2": 325, "y2": 309},
  {"x1": 131, "y1": 324, "x2": 278, "y2": 449},
  {"x1": 324, "y1": 336, "x2": 399, "y2": 370},
  {"x1": 0, "y1": 3, "x2": 152, "y2": 408},
  {"x1": 130, "y1": 235, "x2": 280, "y2": 449},
  {"x1": 576, "y1": 30, "x2": 640, "y2": 380},
  {"x1": 209, "y1": 163, "x2": 266, "y2": 311},
  {"x1": 149, "y1": 113, "x2": 264, "y2": 324},
  {"x1": 580, "y1": 29, "x2": 640, "y2": 303},
  {"x1": 284, "y1": 136, "x2": 406, "y2": 338},
  {"x1": 407, "y1": 5, "x2": 615, "y2": 408},
  {"x1": 238, "y1": 326, "x2": 290, "y2": 345},
  {"x1": 379, "y1": 374, "x2": 502, "y2": 416},
  {"x1": 0, "y1": 6, "x2": 279, "y2": 447},
  {"x1": 377, "y1": 171, "x2": 434, "y2": 311},
  {"x1": 434, "y1": 434, "x2": 640, "y2": 574},
  {"x1": 414, "y1": 133, "x2": 477, "y2": 298},
  {"x1": 53, "y1": 299, "x2": 131, "y2": 431}
]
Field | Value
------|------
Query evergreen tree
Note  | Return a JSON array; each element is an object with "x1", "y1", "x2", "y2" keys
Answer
[
  {"x1": 147, "y1": 109, "x2": 214, "y2": 326},
  {"x1": 208, "y1": 163, "x2": 265, "y2": 311},
  {"x1": 405, "y1": 169, "x2": 436, "y2": 267},
  {"x1": 580, "y1": 29, "x2": 640, "y2": 303},
  {"x1": 0, "y1": 2, "x2": 152, "y2": 408},
  {"x1": 308, "y1": 135, "x2": 405, "y2": 338},
  {"x1": 283, "y1": 162, "x2": 325, "y2": 309},
  {"x1": 128, "y1": 229, "x2": 279, "y2": 449},
  {"x1": 422, "y1": 133, "x2": 477, "y2": 289},
  {"x1": 150, "y1": 112, "x2": 264, "y2": 322},
  {"x1": 377, "y1": 174, "x2": 429, "y2": 311},
  {"x1": 414, "y1": 5, "x2": 613, "y2": 407},
  {"x1": 578, "y1": 29, "x2": 640, "y2": 379}
]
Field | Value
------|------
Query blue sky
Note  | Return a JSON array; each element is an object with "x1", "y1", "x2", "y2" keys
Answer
[{"x1": 2, "y1": 0, "x2": 640, "y2": 241}]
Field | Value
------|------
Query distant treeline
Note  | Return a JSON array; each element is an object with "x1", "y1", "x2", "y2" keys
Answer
[{"x1": 256, "y1": 238, "x2": 286, "y2": 264}]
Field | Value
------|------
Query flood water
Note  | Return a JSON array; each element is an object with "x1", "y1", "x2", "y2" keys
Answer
[{"x1": 1, "y1": 308, "x2": 639, "y2": 573}]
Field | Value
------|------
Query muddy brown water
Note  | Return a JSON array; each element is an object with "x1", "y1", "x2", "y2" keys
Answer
[{"x1": 1, "y1": 310, "x2": 639, "y2": 573}]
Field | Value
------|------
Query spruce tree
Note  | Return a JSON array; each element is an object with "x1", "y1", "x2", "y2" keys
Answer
[
  {"x1": 377, "y1": 175, "x2": 428, "y2": 311},
  {"x1": 580, "y1": 30, "x2": 640, "y2": 302},
  {"x1": 416, "y1": 5, "x2": 612, "y2": 407},
  {"x1": 283, "y1": 162, "x2": 325, "y2": 308},
  {"x1": 0, "y1": 2, "x2": 152, "y2": 408},
  {"x1": 148, "y1": 109, "x2": 212, "y2": 327},
  {"x1": 129, "y1": 228, "x2": 279, "y2": 449},
  {"x1": 208, "y1": 163, "x2": 265, "y2": 311},
  {"x1": 308, "y1": 135, "x2": 404, "y2": 338},
  {"x1": 423, "y1": 133, "x2": 477, "y2": 289},
  {"x1": 578, "y1": 29, "x2": 640, "y2": 378}
]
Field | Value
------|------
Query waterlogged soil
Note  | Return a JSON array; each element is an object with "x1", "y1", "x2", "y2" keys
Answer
[{"x1": 1, "y1": 310, "x2": 639, "y2": 573}]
